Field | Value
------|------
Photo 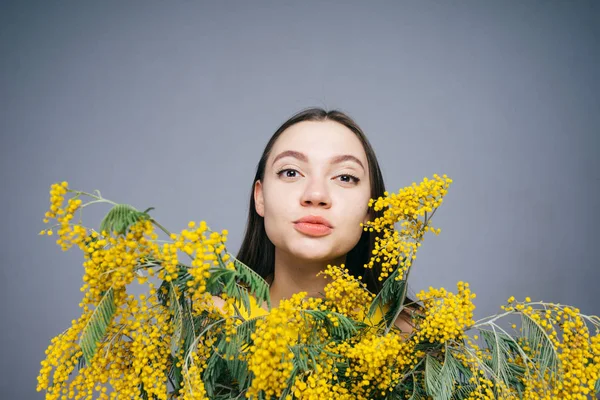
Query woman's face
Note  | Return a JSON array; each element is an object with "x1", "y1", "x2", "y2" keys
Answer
[{"x1": 254, "y1": 120, "x2": 372, "y2": 263}]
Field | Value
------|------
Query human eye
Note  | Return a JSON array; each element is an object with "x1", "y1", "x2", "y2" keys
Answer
[
  {"x1": 336, "y1": 173, "x2": 360, "y2": 185},
  {"x1": 276, "y1": 168, "x2": 302, "y2": 180}
]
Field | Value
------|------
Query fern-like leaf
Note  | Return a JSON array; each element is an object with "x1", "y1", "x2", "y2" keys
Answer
[
  {"x1": 99, "y1": 204, "x2": 152, "y2": 235},
  {"x1": 368, "y1": 262, "x2": 413, "y2": 332},
  {"x1": 424, "y1": 348, "x2": 459, "y2": 400},
  {"x1": 479, "y1": 327, "x2": 514, "y2": 391},
  {"x1": 169, "y1": 283, "x2": 184, "y2": 357},
  {"x1": 368, "y1": 264, "x2": 402, "y2": 318},
  {"x1": 231, "y1": 257, "x2": 271, "y2": 308},
  {"x1": 235, "y1": 316, "x2": 261, "y2": 345},
  {"x1": 210, "y1": 254, "x2": 271, "y2": 317},
  {"x1": 302, "y1": 309, "x2": 364, "y2": 341},
  {"x1": 406, "y1": 374, "x2": 428, "y2": 400},
  {"x1": 79, "y1": 286, "x2": 117, "y2": 364},
  {"x1": 450, "y1": 384, "x2": 477, "y2": 400},
  {"x1": 521, "y1": 313, "x2": 558, "y2": 377}
]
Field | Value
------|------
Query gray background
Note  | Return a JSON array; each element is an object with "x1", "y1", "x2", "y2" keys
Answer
[{"x1": 1, "y1": 1, "x2": 599, "y2": 398}]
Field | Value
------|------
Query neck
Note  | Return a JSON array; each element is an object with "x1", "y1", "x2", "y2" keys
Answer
[{"x1": 267, "y1": 249, "x2": 345, "y2": 309}]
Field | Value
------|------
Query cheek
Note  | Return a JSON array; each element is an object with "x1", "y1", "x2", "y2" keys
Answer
[
  {"x1": 342, "y1": 192, "x2": 370, "y2": 224},
  {"x1": 261, "y1": 189, "x2": 291, "y2": 241},
  {"x1": 337, "y1": 199, "x2": 370, "y2": 242}
]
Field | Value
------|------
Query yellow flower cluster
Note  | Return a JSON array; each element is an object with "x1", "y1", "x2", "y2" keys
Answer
[
  {"x1": 337, "y1": 332, "x2": 419, "y2": 398},
  {"x1": 81, "y1": 220, "x2": 158, "y2": 304},
  {"x1": 500, "y1": 298, "x2": 600, "y2": 398},
  {"x1": 555, "y1": 312, "x2": 600, "y2": 398},
  {"x1": 179, "y1": 314, "x2": 216, "y2": 400},
  {"x1": 415, "y1": 281, "x2": 476, "y2": 343},
  {"x1": 368, "y1": 174, "x2": 452, "y2": 226},
  {"x1": 319, "y1": 264, "x2": 374, "y2": 319},
  {"x1": 40, "y1": 181, "x2": 87, "y2": 251},
  {"x1": 451, "y1": 344, "x2": 511, "y2": 399},
  {"x1": 212, "y1": 292, "x2": 244, "y2": 348},
  {"x1": 37, "y1": 286, "x2": 174, "y2": 400},
  {"x1": 180, "y1": 348, "x2": 210, "y2": 400},
  {"x1": 290, "y1": 361, "x2": 351, "y2": 399},
  {"x1": 165, "y1": 221, "x2": 230, "y2": 316},
  {"x1": 36, "y1": 312, "x2": 90, "y2": 399},
  {"x1": 367, "y1": 228, "x2": 401, "y2": 280},
  {"x1": 363, "y1": 174, "x2": 452, "y2": 281},
  {"x1": 247, "y1": 292, "x2": 324, "y2": 399},
  {"x1": 465, "y1": 374, "x2": 497, "y2": 399}
]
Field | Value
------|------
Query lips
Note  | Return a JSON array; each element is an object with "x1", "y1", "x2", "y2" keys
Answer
[
  {"x1": 293, "y1": 215, "x2": 333, "y2": 237},
  {"x1": 294, "y1": 215, "x2": 333, "y2": 227}
]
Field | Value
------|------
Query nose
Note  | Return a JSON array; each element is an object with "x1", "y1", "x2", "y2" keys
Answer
[{"x1": 300, "y1": 176, "x2": 331, "y2": 208}]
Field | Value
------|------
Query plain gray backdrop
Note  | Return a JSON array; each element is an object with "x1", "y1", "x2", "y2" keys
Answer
[{"x1": 1, "y1": 1, "x2": 599, "y2": 398}]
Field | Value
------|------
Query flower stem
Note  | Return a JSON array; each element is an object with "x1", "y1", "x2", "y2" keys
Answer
[
  {"x1": 150, "y1": 219, "x2": 172, "y2": 237},
  {"x1": 69, "y1": 189, "x2": 118, "y2": 206}
]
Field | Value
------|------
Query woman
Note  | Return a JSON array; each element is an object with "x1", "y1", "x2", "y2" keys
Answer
[{"x1": 234, "y1": 107, "x2": 418, "y2": 334}]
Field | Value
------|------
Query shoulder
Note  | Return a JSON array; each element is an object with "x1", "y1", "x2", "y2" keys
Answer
[
  {"x1": 394, "y1": 305, "x2": 423, "y2": 336},
  {"x1": 394, "y1": 310, "x2": 414, "y2": 335},
  {"x1": 211, "y1": 295, "x2": 227, "y2": 312}
]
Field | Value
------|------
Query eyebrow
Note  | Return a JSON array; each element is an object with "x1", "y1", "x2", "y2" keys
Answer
[{"x1": 271, "y1": 150, "x2": 365, "y2": 172}]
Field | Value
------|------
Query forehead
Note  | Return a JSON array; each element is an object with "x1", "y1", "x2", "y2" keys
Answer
[{"x1": 269, "y1": 120, "x2": 368, "y2": 164}]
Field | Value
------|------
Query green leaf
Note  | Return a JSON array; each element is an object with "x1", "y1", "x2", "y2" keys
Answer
[
  {"x1": 79, "y1": 286, "x2": 117, "y2": 364},
  {"x1": 235, "y1": 316, "x2": 261, "y2": 345},
  {"x1": 424, "y1": 347, "x2": 459, "y2": 400},
  {"x1": 520, "y1": 313, "x2": 558, "y2": 377},
  {"x1": 367, "y1": 261, "x2": 414, "y2": 333},
  {"x1": 203, "y1": 339, "x2": 229, "y2": 397},
  {"x1": 406, "y1": 375, "x2": 428, "y2": 400},
  {"x1": 231, "y1": 257, "x2": 271, "y2": 308},
  {"x1": 368, "y1": 263, "x2": 403, "y2": 318},
  {"x1": 287, "y1": 344, "x2": 324, "y2": 394},
  {"x1": 182, "y1": 299, "x2": 197, "y2": 354},
  {"x1": 225, "y1": 279, "x2": 252, "y2": 316},
  {"x1": 99, "y1": 204, "x2": 151, "y2": 236},
  {"x1": 383, "y1": 280, "x2": 407, "y2": 329},
  {"x1": 169, "y1": 283, "x2": 184, "y2": 357},
  {"x1": 139, "y1": 383, "x2": 149, "y2": 400},
  {"x1": 75, "y1": 354, "x2": 85, "y2": 371},
  {"x1": 168, "y1": 299, "x2": 197, "y2": 392},
  {"x1": 209, "y1": 254, "x2": 272, "y2": 319},
  {"x1": 450, "y1": 384, "x2": 477, "y2": 400},
  {"x1": 301, "y1": 309, "x2": 364, "y2": 341},
  {"x1": 479, "y1": 327, "x2": 514, "y2": 390},
  {"x1": 206, "y1": 267, "x2": 235, "y2": 295}
]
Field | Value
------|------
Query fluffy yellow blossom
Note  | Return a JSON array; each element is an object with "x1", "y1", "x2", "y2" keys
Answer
[
  {"x1": 37, "y1": 287, "x2": 174, "y2": 400},
  {"x1": 337, "y1": 331, "x2": 419, "y2": 398},
  {"x1": 515, "y1": 303, "x2": 600, "y2": 398},
  {"x1": 246, "y1": 292, "x2": 318, "y2": 398},
  {"x1": 290, "y1": 362, "x2": 352, "y2": 399},
  {"x1": 80, "y1": 220, "x2": 159, "y2": 303},
  {"x1": 180, "y1": 349, "x2": 209, "y2": 399},
  {"x1": 415, "y1": 281, "x2": 476, "y2": 343},
  {"x1": 363, "y1": 174, "x2": 452, "y2": 282},
  {"x1": 42, "y1": 182, "x2": 87, "y2": 251},
  {"x1": 319, "y1": 264, "x2": 374, "y2": 319}
]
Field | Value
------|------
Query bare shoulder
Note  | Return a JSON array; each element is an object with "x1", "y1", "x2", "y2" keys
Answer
[
  {"x1": 394, "y1": 306, "x2": 422, "y2": 336},
  {"x1": 211, "y1": 295, "x2": 226, "y2": 312},
  {"x1": 394, "y1": 312, "x2": 414, "y2": 335}
]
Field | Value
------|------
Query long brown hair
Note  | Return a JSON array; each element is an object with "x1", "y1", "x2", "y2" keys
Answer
[{"x1": 236, "y1": 107, "x2": 408, "y2": 299}]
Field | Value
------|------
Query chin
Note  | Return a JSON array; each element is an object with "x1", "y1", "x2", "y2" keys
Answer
[{"x1": 286, "y1": 240, "x2": 345, "y2": 263}]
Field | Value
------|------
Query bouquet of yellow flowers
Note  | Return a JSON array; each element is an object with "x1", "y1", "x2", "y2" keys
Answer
[{"x1": 36, "y1": 175, "x2": 600, "y2": 399}]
